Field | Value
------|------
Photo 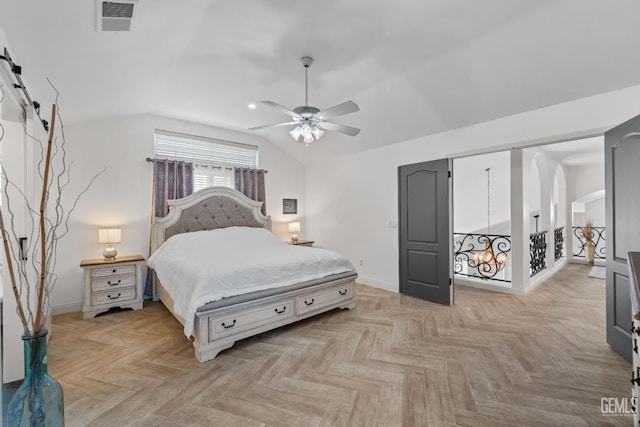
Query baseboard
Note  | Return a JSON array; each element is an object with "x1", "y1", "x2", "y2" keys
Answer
[
  {"x1": 51, "y1": 301, "x2": 82, "y2": 316},
  {"x1": 570, "y1": 257, "x2": 605, "y2": 266},
  {"x1": 524, "y1": 258, "x2": 567, "y2": 294},
  {"x1": 454, "y1": 277, "x2": 526, "y2": 296},
  {"x1": 357, "y1": 276, "x2": 398, "y2": 293}
]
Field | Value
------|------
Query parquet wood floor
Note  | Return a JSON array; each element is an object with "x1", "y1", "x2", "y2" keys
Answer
[{"x1": 49, "y1": 263, "x2": 632, "y2": 426}]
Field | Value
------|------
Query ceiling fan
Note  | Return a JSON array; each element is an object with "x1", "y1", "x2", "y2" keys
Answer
[{"x1": 249, "y1": 56, "x2": 360, "y2": 146}]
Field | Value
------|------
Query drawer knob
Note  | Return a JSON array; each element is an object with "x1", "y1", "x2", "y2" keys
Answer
[
  {"x1": 107, "y1": 293, "x2": 121, "y2": 300},
  {"x1": 304, "y1": 298, "x2": 315, "y2": 306},
  {"x1": 339, "y1": 289, "x2": 348, "y2": 296},
  {"x1": 108, "y1": 279, "x2": 122, "y2": 286},
  {"x1": 222, "y1": 320, "x2": 236, "y2": 329},
  {"x1": 274, "y1": 306, "x2": 287, "y2": 314},
  {"x1": 112, "y1": 269, "x2": 117, "y2": 273}
]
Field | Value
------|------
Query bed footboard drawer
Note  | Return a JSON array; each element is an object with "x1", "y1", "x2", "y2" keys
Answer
[
  {"x1": 296, "y1": 281, "x2": 354, "y2": 314},
  {"x1": 209, "y1": 300, "x2": 294, "y2": 339}
]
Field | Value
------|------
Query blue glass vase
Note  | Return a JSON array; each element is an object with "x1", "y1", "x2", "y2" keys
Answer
[{"x1": 7, "y1": 330, "x2": 65, "y2": 426}]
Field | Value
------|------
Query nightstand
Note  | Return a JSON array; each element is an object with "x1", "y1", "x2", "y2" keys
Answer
[
  {"x1": 80, "y1": 255, "x2": 145, "y2": 319},
  {"x1": 289, "y1": 240, "x2": 314, "y2": 247}
]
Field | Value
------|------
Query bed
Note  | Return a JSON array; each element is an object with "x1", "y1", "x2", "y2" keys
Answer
[{"x1": 148, "y1": 186, "x2": 357, "y2": 362}]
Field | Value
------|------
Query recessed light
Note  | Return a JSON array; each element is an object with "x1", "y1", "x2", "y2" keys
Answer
[{"x1": 248, "y1": 103, "x2": 257, "y2": 109}]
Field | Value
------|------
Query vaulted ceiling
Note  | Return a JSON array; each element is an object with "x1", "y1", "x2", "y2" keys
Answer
[{"x1": 1, "y1": 1, "x2": 639, "y2": 165}]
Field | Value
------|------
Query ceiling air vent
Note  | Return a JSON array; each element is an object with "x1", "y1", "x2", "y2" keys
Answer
[{"x1": 96, "y1": 0, "x2": 138, "y2": 32}]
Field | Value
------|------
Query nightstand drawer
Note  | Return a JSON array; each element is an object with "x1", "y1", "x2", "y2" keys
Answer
[
  {"x1": 92, "y1": 264, "x2": 136, "y2": 278},
  {"x1": 92, "y1": 275, "x2": 135, "y2": 291},
  {"x1": 92, "y1": 287, "x2": 136, "y2": 306}
]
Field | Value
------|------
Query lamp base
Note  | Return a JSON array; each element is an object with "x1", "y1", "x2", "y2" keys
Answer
[
  {"x1": 103, "y1": 246, "x2": 118, "y2": 260},
  {"x1": 291, "y1": 234, "x2": 298, "y2": 242}
]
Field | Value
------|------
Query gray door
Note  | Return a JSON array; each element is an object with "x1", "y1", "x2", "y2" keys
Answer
[
  {"x1": 605, "y1": 116, "x2": 640, "y2": 362},
  {"x1": 398, "y1": 159, "x2": 452, "y2": 305}
]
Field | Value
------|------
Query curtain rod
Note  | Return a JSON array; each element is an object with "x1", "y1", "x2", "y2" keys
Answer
[
  {"x1": 0, "y1": 47, "x2": 49, "y2": 131},
  {"x1": 145, "y1": 157, "x2": 267, "y2": 173}
]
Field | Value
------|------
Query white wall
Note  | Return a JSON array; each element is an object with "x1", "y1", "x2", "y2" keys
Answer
[
  {"x1": 53, "y1": 114, "x2": 305, "y2": 313},
  {"x1": 306, "y1": 83, "x2": 640, "y2": 293},
  {"x1": 571, "y1": 163, "x2": 605, "y2": 201},
  {"x1": 574, "y1": 197, "x2": 605, "y2": 227},
  {"x1": 528, "y1": 158, "x2": 542, "y2": 232},
  {"x1": 453, "y1": 151, "x2": 510, "y2": 234}
]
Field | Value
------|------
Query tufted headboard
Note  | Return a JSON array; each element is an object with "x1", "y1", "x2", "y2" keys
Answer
[{"x1": 151, "y1": 186, "x2": 271, "y2": 253}]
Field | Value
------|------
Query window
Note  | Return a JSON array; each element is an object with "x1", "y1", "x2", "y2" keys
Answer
[
  {"x1": 154, "y1": 130, "x2": 258, "y2": 191},
  {"x1": 192, "y1": 164, "x2": 234, "y2": 192}
]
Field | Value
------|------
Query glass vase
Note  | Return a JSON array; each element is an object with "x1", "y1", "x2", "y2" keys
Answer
[{"x1": 7, "y1": 329, "x2": 65, "y2": 426}]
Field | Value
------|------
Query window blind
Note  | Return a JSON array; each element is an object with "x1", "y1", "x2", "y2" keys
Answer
[{"x1": 154, "y1": 130, "x2": 258, "y2": 168}]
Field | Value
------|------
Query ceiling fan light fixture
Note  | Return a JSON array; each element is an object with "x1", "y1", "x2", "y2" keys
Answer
[
  {"x1": 289, "y1": 126, "x2": 302, "y2": 140},
  {"x1": 301, "y1": 123, "x2": 313, "y2": 139},
  {"x1": 249, "y1": 56, "x2": 360, "y2": 143},
  {"x1": 311, "y1": 126, "x2": 324, "y2": 140},
  {"x1": 290, "y1": 123, "x2": 324, "y2": 145}
]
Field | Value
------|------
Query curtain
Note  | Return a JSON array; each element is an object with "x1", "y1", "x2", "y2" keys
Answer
[
  {"x1": 235, "y1": 168, "x2": 267, "y2": 215},
  {"x1": 152, "y1": 159, "x2": 194, "y2": 218},
  {"x1": 147, "y1": 159, "x2": 193, "y2": 298}
]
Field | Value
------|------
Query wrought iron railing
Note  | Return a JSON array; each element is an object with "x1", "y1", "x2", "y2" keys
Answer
[
  {"x1": 530, "y1": 231, "x2": 546, "y2": 277},
  {"x1": 453, "y1": 233, "x2": 511, "y2": 283},
  {"x1": 572, "y1": 226, "x2": 606, "y2": 259},
  {"x1": 554, "y1": 227, "x2": 564, "y2": 261}
]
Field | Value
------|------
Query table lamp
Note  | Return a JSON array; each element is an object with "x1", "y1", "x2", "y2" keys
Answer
[
  {"x1": 288, "y1": 222, "x2": 300, "y2": 242},
  {"x1": 98, "y1": 228, "x2": 121, "y2": 260}
]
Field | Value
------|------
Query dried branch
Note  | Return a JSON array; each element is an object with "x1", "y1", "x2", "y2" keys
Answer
[{"x1": 34, "y1": 105, "x2": 56, "y2": 333}]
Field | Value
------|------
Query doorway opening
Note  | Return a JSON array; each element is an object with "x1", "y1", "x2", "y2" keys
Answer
[{"x1": 452, "y1": 136, "x2": 605, "y2": 295}]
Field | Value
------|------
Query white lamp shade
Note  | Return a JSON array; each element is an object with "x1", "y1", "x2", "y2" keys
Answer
[
  {"x1": 288, "y1": 222, "x2": 300, "y2": 233},
  {"x1": 98, "y1": 228, "x2": 121, "y2": 244}
]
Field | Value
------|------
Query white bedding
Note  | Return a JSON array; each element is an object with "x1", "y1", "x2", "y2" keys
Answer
[{"x1": 147, "y1": 226, "x2": 355, "y2": 337}]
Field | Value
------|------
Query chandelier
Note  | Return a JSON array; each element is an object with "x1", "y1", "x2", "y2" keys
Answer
[
  {"x1": 473, "y1": 167, "x2": 507, "y2": 272},
  {"x1": 473, "y1": 240, "x2": 507, "y2": 272}
]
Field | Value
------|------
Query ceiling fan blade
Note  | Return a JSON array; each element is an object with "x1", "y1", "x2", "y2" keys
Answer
[
  {"x1": 261, "y1": 101, "x2": 300, "y2": 118},
  {"x1": 249, "y1": 121, "x2": 297, "y2": 131},
  {"x1": 318, "y1": 121, "x2": 360, "y2": 137},
  {"x1": 316, "y1": 100, "x2": 359, "y2": 120}
]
